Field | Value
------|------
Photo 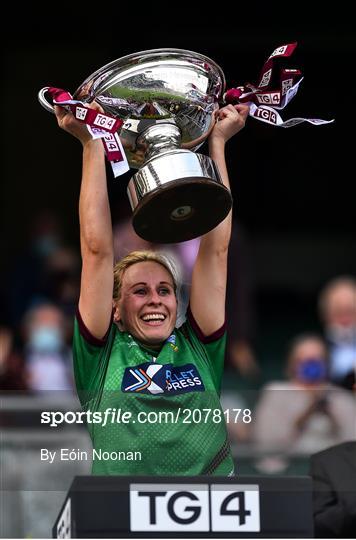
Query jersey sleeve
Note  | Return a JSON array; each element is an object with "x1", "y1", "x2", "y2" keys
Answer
[
  {"x1": 185, "y1": 305, "x2": 227, "y2": 393},
  {"x1": 72, "y1": 308, "x2": 114, "y2": 405}
]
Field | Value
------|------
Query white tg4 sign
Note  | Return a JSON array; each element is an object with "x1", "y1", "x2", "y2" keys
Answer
[{"x1": 130, "y1": 483, "x2": 260, "y2": 532}]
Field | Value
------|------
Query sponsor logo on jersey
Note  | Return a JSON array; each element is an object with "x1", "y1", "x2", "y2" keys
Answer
[{"x1": 122, "y1": 362, "x2": 205, "y2": 395}]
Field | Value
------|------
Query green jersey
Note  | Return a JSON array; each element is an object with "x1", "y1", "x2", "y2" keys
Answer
[{"x1": 73, "y1": 307, "x2": 234, "y2": 476}]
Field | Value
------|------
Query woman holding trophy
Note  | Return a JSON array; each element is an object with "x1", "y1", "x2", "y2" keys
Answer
[{"x1": 53, "y1": 68, "x2": 249, "y2": 475}]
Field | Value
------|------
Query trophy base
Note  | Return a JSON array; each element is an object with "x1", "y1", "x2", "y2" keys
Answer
[{"x1": 127, "y1": 150, "x2": 232, "y2": 243}]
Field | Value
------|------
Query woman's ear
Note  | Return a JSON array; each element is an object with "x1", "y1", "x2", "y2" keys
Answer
[{"x1": 112, "y1": 301, "x2": 121, "y2": 323}]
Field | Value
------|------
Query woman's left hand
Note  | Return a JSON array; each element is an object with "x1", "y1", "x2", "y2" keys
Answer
[{"x1": 210, "y1": 104, "x2": 250, "y2": 144}]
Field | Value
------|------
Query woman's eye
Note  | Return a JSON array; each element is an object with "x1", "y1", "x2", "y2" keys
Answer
[
  {"x1": 159, "y1": 288, "x2": 170, "y2": 295},
  {"x1": 135, "y1": 289, "x2": 146, "y2": 295}
]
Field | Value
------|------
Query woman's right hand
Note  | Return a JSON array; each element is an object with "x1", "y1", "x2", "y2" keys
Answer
[{"x1": 54, "y1": 102, "x2": 103, "y2": 147}]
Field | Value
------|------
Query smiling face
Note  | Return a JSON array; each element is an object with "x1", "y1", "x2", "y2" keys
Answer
[{"x1": 113, "y1": 261, "x2": 177, "y2": 347}]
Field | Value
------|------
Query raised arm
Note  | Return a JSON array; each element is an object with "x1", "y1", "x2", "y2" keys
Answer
[
  {"x1": 190, "y1": 104, "x2": 249, "y2": 335},
  {"x1": 54, "y1": 105, "x2": 114, "y2": 339}
]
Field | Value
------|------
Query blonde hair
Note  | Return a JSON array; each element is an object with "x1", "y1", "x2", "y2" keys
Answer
[{"x1": 113, "y1": 250, "x2": 178, "y2": 301}]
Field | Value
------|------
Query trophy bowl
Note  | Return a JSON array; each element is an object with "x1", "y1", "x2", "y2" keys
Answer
[{"x1": 41, "y1": 49, "x2": 232, "y2": 243}]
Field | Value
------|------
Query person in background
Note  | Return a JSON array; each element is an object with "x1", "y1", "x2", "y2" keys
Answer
[
  {"x1": 0, "y1": 325, "x2": 27, "y2": 391},
  {"x1": 22, "y1": 303, "x2": 74, "y2": 392},
  {"x1": 310, "y1": 440, "x2": 356, "y2": 538},
  {"x1": 5, "y1": 211, "x2": 63, "y2": 329},
  {"x1": 251, "y1": 334, "x2": 355, "y2": 472},
  {"x1": 318, "y1": 276, "x2": 356, "y2": 390},
  {"x1": 0, "y1": 295, "x2": 27, "y2": 391},
  {"x1": 43, "y1": 245, "x2": 81, "y2": 333},
  {"x1": 4, "y1": 211, "x2": 81, "y2": 347},
  {"x1": 225, "y1": 221, "x2": 259, "y2": 381}
]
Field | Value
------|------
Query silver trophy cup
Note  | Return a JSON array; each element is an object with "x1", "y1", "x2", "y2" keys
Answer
[{"x1": 39, "y1": 49, "x2": 232, "y2": 243}]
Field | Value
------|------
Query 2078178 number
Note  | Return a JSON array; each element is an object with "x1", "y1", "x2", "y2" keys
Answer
[{"x1": 181, "y1": 408, "x2": 252, "y2": 424}]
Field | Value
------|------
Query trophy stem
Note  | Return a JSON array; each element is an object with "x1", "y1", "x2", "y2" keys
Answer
[{"x1": 137, "y1": 123, "x2": 181, "y2": 161}]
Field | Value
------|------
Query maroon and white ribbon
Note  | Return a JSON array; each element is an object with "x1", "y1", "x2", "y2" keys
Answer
[
  {"x1": 224, "y1": 42, "x2": 334, "y2": 127},
  {"x1": 46, "y1": 87, "x2": 129, "y2": 176}
]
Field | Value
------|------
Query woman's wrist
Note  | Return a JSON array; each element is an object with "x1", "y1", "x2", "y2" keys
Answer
[
  {"x1": 209, "y1": 134, "x2": 226, "y2": 147},
  {"x1": 208, "y1": 136, "x2": 226, "y2": 159},
  {"x1": 82, "y1": 138, "x2": 105, "y2": 154}
]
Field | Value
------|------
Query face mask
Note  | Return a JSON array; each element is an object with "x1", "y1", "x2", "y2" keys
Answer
[
  {"x1": 29, "y1": 326, "x2": 63, "y2": 353},
  {"x1": 296, "y1": 358, "x2": 327, "y2": 383}
]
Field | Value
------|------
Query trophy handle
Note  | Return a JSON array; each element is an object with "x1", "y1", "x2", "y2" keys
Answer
[{"x1": 38, "y1": 87, "x2": 55, "y2": 113}]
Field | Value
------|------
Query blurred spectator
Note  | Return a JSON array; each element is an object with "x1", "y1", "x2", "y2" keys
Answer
[
  {"x1": 310, "y1": 441, "x2": 356, "y2": 538},
  {"x1": 5, "y1": 211, "x2": 80, "y2": 335},
  {"x1": 318, "y1": 276, "x2": 356, "y2": 390},
  {"x1": 22, "y1": 303, "x2": 74, "y2": 392},
  {"x1": 220, "y1": 389, "x2": 252, "y2": 443},
  {"x1": 113, "y1": 214, "x2": 152, "y2": 260},
  {"x1": 0, "y1": 326, "x2": 27, "y2": 391},
  {"x1": 43, "y1": 245, "x2": 81, "y2": 332},
  {"x1": 6, "y1": 211, "x2": 62, "y2": 328},
  {"x1": 251, "y1": 334, "x2": 356, "y2": 472},
  {"x1": 225, "y1": 222, "x2": 259, "y2": 382}
]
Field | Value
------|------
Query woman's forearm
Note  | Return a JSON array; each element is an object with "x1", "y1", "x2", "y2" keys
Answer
[
  {"x1": 200, "y1": 137, "x2": 232, "y2": 253},
  {"x1": 79, "y1": 140, "x2": 113, "y2": 257}
]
